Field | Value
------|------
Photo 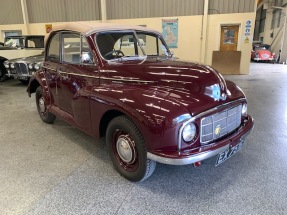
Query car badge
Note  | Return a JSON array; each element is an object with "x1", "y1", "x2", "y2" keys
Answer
[{"x1": 215, "y1": 125, "x2": 221, "y2": 136}]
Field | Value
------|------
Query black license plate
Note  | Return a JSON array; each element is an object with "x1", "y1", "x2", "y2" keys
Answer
[{"x1": 215, "y1": 141, "x2": 243, "y2": 166}]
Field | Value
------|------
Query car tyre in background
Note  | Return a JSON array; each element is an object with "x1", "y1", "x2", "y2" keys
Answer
[
  {"x1": 0, "y1": 64, "x2": 7, "y2": 82},
  {"x1": 19, "y1": 80, "x2": 29, "y2": 85},
  {"x1": 36, "y1": 86, "x2": 56, "y2": 124},
  {"x1": 106, "y1": 116, "x2": 156, "y2": 182}
]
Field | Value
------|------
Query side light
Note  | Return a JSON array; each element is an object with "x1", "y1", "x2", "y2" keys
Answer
[{"x1": 242, "y1": 103, "x2": 248, "y2": 117}]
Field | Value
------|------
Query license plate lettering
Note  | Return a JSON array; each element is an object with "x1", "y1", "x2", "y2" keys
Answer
[{"x1": 215, "y1": 141, "x2": 243, "y2": 166}]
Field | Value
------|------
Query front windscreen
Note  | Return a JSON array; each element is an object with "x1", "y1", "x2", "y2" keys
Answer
[{"x1": 96, "y1": 31, "x2": 170, "y2": 61}]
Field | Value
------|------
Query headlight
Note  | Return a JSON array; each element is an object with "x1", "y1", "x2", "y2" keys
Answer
[
  {"x1": 28, "y1": 63, "x2": 33, "y2": 69},
  {"x1": 34, "y1": 63, "x2": 41, "y2": 70},
  {"x1": 10, "y1": 63, "x2": 15, "y2": 69},
  {"x1": 182, "y1": 123, "x2": 197, "y2": 142},
  {"x1": 4, "y1": 62, "x2": 9, "y2": 68},
  {"x1": 242, "y1": 103, "x2": 248, "y2": 117}
]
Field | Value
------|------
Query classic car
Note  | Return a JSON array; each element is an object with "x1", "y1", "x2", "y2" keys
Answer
[
  {"x1": 0, "y1": 35, "x2": 44, "y2": 82},
  {"x1": 4, "y1": 53, "x2": 44, "y2": 84},
  {"x1": 251, "y1": 43, "x2": 275, "y2": 62},
  {"x1": 27, "y1": 23, "x2": 254, "y2": 182}
]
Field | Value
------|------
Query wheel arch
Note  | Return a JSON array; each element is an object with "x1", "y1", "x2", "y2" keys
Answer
[
  {"x1": 99, "y1": 109, "x2": 125, "y2": 137},
  {"x1": 27, "y1": 78, "x2": 40, "y2": 96},
  {"x1": 0, "y1": 56, "x2": 8, "y2": 63}
]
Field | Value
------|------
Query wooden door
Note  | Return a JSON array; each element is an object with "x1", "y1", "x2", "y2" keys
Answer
[{"x1": 220, "y1": 25, "x2": 239, "y2": 51}]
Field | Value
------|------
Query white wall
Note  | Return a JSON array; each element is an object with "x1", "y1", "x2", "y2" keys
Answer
[{"x1": 0, "y1": 12, "x2": 256, "y2": 74}]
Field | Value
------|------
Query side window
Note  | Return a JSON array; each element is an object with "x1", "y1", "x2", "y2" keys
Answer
[
  {"x1": 114, "y1": 35, "x2": 136, "y2": 57},
  {"x1": 27, "y1": 39, "x2": 35, "y2": 48},
  {"x1": 137, "y1": 34, "x2": 166, "y2": 56},
  {"x1": 26, "y1": 37, "x2": 44, "y2": 48},
  {"x1": 47, "y1": 34, "x2": 60, "y2": 61},
  {"x1": 62, "y1": 33, "x2": 81, "y2": 63}
]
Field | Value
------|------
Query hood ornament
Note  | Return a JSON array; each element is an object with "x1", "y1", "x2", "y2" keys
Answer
[{"x1": 205, "y1": 84, "x2": 227, "y2": 101}]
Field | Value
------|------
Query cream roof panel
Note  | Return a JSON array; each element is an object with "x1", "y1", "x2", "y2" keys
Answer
[{"x1": 45, "y1": 22, "x2": 161, "y2": 44}]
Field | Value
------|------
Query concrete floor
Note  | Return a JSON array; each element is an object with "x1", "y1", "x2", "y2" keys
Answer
[{"x1": 0, "y1": 62, "x2": 286, "y2": 215}]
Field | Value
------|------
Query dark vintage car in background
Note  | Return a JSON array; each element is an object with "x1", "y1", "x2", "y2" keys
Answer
[
  {"x1": 4, "y1": 54, "x2": 44, "y2": 84},
  {"x1": 0, "y1": 35, "x2": 44, "y2": 82},
  {"x1": 27, "y1": 23, "x2": 254, "y2": 182},
  {"x1": 251, "y1": 43, "x2": 275, "y2": 62}
]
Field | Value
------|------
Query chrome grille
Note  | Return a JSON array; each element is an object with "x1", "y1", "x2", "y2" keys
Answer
[
  {"x1": 200, "y1": 105, "x2": 242, "y2": 144},
  {"x1": 15, "y1": 63, "x2": 28, "y2": 74}
]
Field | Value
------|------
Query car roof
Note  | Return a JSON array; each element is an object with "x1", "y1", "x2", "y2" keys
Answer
[
  {"x1": 255, "y1": 44, "x2": 270, "y2": 47},
  {"x1": 45, "y1": 22, "x2": 160, "y2": 44},
  {"x1": 5, "y1": 35, "x2": 44, "y2": 38}
]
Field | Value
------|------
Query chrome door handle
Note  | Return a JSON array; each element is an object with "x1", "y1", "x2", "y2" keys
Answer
[{"x1": 59, "y1": 70, "x2": 69, "y2": 78}]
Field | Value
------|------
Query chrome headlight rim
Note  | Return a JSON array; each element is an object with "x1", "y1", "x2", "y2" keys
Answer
[
  {"x1": 10, "y1": 63, "x2": 15, "y2": 69},
  {"x1": 182, "y1": 122, "x2": 197, "y2": 143},
  {"x1": 34, "y1": 63, "x2": 41, "y2": 70},
  {"x1": 4, "y1": 62, "x2": 9, "y2": 69},
  {"x1": 28, "y1": 63, "x2": 34, "y2": 70}
]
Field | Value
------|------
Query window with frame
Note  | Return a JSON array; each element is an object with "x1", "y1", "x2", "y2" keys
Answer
[
  {"x1": 47, "y1": 33, "x2": 60, "y2": 61},
  {"x1": 96, "y1": 31, "x2": 169, "y2": 60},
  {"x1": 62, "y1": 33, "x2": 93, "y2": 64}
]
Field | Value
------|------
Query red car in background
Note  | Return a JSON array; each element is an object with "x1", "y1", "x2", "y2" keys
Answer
[{"x1": 251, "y1": 43, "x2": 275, "y2": 62}]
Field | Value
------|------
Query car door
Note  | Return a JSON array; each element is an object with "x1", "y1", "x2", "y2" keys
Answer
[
  {"x1": 43, "y1": 32, "x2": 61, "y2": 108},
  {"x1": 57, "y1": 32, "x2": 99, "y2": 132}
]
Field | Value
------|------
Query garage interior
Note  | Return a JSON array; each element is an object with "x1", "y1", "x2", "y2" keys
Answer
[
  {"x1": 1, "y1": 63, "x2": 286, "y2": 214},
  {"x1": 1, "y1": 0, "x2": 287, "y2": 214}
]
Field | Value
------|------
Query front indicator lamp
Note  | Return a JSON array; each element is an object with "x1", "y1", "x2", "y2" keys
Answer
[{"x1": 242, "y1": 103, "x2": 248, "y2": 117}]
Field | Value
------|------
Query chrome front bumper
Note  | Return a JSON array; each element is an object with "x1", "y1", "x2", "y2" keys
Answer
[{"x1": 147, "y1": 116, "x2": 254, "y2": 166}]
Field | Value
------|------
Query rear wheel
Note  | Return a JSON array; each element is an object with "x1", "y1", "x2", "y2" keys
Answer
[
  {"x1": 106, "y1": 116, "x2": 156, "y2": 182},
  {"x1": 36, "y1": 86, "x2": 56, "y2": 123}
]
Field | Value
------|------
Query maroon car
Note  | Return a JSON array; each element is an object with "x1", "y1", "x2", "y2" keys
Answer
[{"x1": 27, "y1": 23, "x2": 254, "y2": 182}]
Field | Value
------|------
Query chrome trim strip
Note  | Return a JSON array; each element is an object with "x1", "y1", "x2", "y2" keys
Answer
[
  {"x1": 101, "y1": 77, "x2": 155, "y2": 83},
  {"x1": 147, "y1": 144, "x2": 230, "y2": 165},
  {"x1": 41, "y1": 66, "x2": 156, "y2": 84},
  {"x1": 42, "y1": 66, "x2": 56, "y2": 71},
  {"x1": 57, "y1": 70, "x2": 155, "y2": 83},
  {"x1": 59, "y1": 71, "x2": 98, "y2": 79},
  {"x1": 177, "y1": 98, "x2": 246, "y2": 151}
]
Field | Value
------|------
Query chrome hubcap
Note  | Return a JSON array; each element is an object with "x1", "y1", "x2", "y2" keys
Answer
[
  {"x1": 39, "y1": 97, "x2": 46, "y2": 113},
  {"x1": 116, "y1": 135, "x2": 136, "y2": 164}
]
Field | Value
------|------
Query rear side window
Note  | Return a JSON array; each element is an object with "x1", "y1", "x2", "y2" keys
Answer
[
  {"x1": 62, "y1": 32, "x2": 93, "y2": 64},
  {"x1": 62, "y1": 33, "x2": 81, "y2": 63},
  {"x1": 47, "y1": 33, "x2": 60, "y2": 61}
]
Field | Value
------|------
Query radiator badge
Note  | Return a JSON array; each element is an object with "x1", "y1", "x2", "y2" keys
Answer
[{"x1": 215, "y1": 125, "x2": 222, "y2": 136}]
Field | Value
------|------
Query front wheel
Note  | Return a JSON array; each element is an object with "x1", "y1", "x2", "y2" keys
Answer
[
  {"x1": 106, "y1": 116, "x2": 156, "y2": 182},
  {"x1": 36, "y1": 86, "x2": 56, "y2": 124}
]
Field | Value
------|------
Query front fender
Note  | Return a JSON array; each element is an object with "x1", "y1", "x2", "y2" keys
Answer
[
  {"x1": 90, "y1": 84, "x2": 191, "y2": 151},
  {"x1": 27, "y1": 70, "x2": 51, "y2": 104}
]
